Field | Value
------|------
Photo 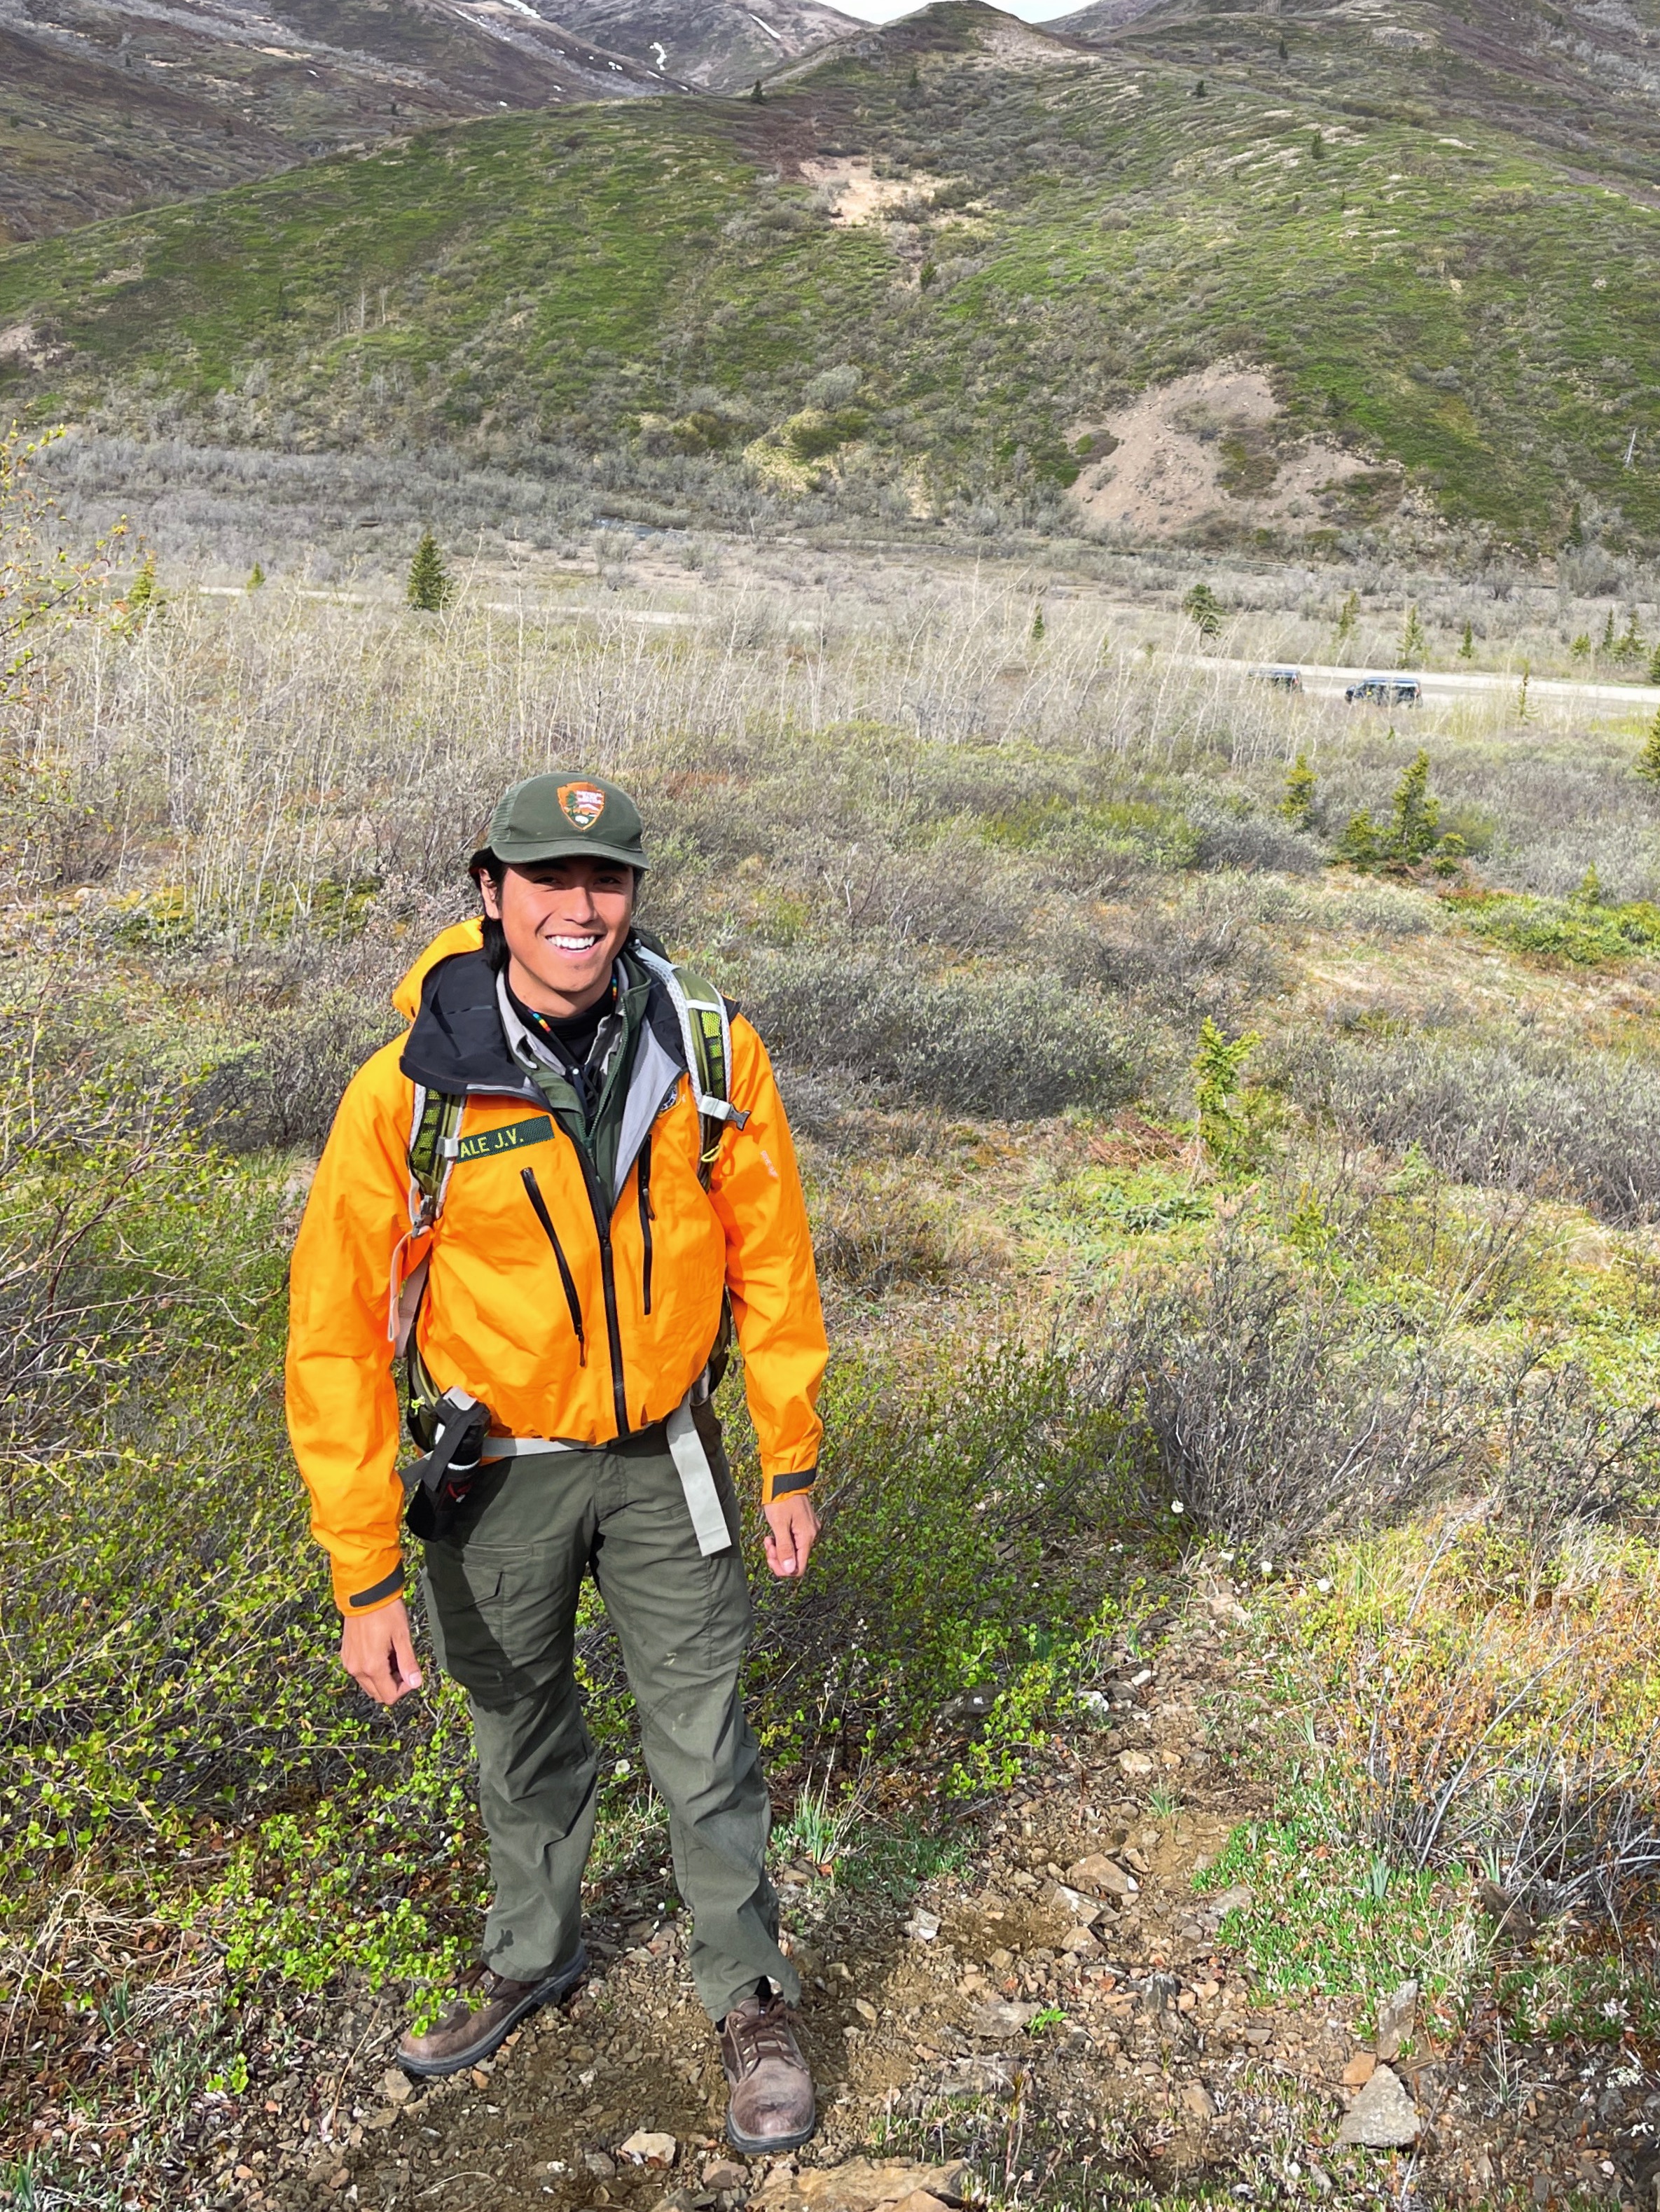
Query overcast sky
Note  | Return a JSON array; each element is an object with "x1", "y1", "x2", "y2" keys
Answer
[{"x1": 825, "y1": 0, "x2": 1080, "y2": 20}]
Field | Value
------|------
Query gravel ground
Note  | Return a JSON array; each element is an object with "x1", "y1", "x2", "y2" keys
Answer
[{"x1": 179, "y1": 1600, "x2": 1659, "y2": 2212}]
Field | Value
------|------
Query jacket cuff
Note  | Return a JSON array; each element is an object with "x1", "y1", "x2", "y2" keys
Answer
[
  {"x1": 333, "y1": 1559, "x2": 406, "y2": 1616},
  {"x1": 763, "y1": 1467, "x2": 815, "y2": 1503}
]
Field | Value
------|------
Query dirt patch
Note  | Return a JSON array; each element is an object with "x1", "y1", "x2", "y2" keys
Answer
[
  {"x1": 969, "y1": 16, "x2": 1095, "y2": 67},
  {"x1": 1070, "y1": 365, "x2": 1377, "y2": 540},
  {"x1": 800, "y1": 159, "x2": 939, "y2": 223}
]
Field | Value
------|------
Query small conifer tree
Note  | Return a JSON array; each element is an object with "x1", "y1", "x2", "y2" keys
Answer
[
  {"x1": 1030, "y1": 604, "x2": 1045, "y2": 642},
  {"x1": 1565, "y1": 501, "x2": 1584, "y2": 548},
  {"x1": 1280, "y1": 752, "x2": 1317, "y2": 830},
  {"x1": 1388, "y1": 748, "x2": 1440, "y2": 863},
  {"x1": 1194, "y1": 1017, "x2": 1262, "y2": 1168},
  {"x1": 247, "y1": 562, "x2": 265, "y2": 592},
  {"x1": 125, "y1": 552, "x2": 160, "y2": 615},
  {"x1": 407, "y1": 531, "x2": 452, "y2": 613},
  {"x1": 750, "y1": 78, "x2": 765, "y2": 102},
  {"x1": 1334, "y1": 587, "x2": 1357, "y2": 645},
  {"x1": 1570, "y1": 864, "x2": 1604, "y2": 909},
  {"x1": 1458, "y1": 618, "x2": 1474, "y2": 660},
  {"x1": 1648, "y1": 641, "x2": 1660, "y2": 686},
  {"x1": 1334, "y1": 809, "x2": 1383, "y2": 870},
  {"x1": 1602, "y1": 606, "x2": 1618, "y2": 654},
  {"x1": 1183, "y1": 580, "x2": 1223, "y2": 637},
  {"x1": 1614, "y1": 608, "x2": 1644, "y2": 666},
  {"x1": 1278, "y1": 34, "x2": 1289, "y2": 57},
  {"x1": 1339, "y1": 751, "x2": 1445, "y2": 872},
  {"x1": 1397, "y1": 603, "x2": 1427, "y2": 667},
  {"x1": 1636, "y1": 706, "x2": 1660, "y2": 785},
  {"x1": 1193, "y1": 78, "x2": 1206, "y2": 96},
  {"x1": 1310, "y1": 131, "x2": 1324, "y2": 160}
]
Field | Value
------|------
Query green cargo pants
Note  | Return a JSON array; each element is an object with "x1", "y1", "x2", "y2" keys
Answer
[{"x1": 420, "y1": 1411, "x2": 798, "y2": 2024}]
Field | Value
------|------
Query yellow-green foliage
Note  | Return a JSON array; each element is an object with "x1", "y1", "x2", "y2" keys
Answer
[
  {"x1": 1454, "y1": 885, "x2": 1660, "y2": 965},
  {"x1": 1285, "y1": 1517, "x2": 1660, "y2": 1828}
]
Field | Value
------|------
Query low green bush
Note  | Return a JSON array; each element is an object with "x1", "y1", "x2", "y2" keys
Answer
[
  {"x1": 740, "y1": 1344, "x2": 1155, "y2": 1776},
  {"x1": 1455, "y1": 888, "x2": 1660, "y2": 967},
  {"x1": 1195, "y1": 1793, "x2": 1477, "y2": 2024}
]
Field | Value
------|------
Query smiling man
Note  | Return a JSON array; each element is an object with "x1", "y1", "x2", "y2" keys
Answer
[{"x1": 286, "y1": 771, "x2": 826, "y2": 2154}]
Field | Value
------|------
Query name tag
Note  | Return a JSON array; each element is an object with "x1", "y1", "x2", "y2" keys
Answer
[{"x1": 455, "y1": 1115, "x2": 554, "y2": 1162}]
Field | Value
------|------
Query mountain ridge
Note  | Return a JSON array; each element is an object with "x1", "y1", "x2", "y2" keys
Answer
[
  {"x1": 551, "y1": 0, "x2": 863, "y2": 90},
  {"x1": 0, "y1": 0, "x2": 858, "y2": 244},
  {"x1": 2, "y1": 0, "x2": 1658, "y2": 552}
]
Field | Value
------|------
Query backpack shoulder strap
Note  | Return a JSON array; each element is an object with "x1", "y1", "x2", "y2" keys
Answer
[
  {"x1": 630, "y1": 942, "x2": 748, "y2": 1185},
  {"x1": 407, "y1": 1082, "x2": 466, "y2": 1227},
  {"x1": 386, "y1": 1083, "x2": 464, "y2": 1348}
]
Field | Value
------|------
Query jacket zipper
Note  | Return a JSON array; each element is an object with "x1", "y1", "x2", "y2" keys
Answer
[
  {"x1": 637, "y1": 1134, "x2": 654, "y2": 1317},
  {"x1": 583, "y1": 1157, "x2": 630, "y2": 1436},
  {"x1": 520, "y1": 1167, "x2": 587, "y2": 1367},
  {"x1": 523, "y1": 1140, "x2": 632, "y2": 1440}
]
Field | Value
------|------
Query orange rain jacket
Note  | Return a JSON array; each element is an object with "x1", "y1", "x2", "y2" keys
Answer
[{"x1": 286, "y1": 920, "x2": 826, "y2": 1615}]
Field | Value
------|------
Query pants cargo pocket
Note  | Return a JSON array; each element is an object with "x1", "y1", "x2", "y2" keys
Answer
[{"x1": 423, "y1": 1546, "x2": 517, "y2": 1704}]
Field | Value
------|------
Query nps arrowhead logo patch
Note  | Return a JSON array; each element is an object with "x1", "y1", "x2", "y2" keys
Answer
[{"x1": 557, "y1": 781, "x2": 607, "y2": 830}]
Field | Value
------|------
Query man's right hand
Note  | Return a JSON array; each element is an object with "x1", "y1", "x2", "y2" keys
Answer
[{"x1": 340, "y1": 1596, "x2": 424, "y2": 1705}]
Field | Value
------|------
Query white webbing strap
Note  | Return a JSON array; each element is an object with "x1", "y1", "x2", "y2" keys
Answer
[
  {"x1": 631, "y1": 943, "x2": 746, "y2": 1130},
  {"x1": 477, "y1": 1396, "x2": 729, "y2": 1556},
  {"x1": 665, "y1": 1396, "x2": 732, "y2": 1556}
]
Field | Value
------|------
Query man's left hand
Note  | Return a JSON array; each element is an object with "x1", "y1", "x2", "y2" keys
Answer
[{"x1": 762, "y1": 1491, "x2": 819, "y2": 1580}]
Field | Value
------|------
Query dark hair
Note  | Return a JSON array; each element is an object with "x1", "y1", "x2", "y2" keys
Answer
[
  {"x1": 470, "y1": 848, "x2": 642, "y2": 975},
  {"x1": 471, "y1": 848, "x2": 509, "y2": 973}
]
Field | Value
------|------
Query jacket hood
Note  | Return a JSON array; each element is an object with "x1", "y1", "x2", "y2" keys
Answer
[{"x1": 393, "y1": 919, "x2": 486, "y2": 1023}]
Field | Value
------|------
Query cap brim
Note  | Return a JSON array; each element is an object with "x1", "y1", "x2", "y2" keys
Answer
[{"x1": 490, "y1": 835, "x2": 649, "y2": 871}]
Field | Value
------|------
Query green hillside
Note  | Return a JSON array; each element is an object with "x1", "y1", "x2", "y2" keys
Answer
[{"x1": 3, "y1": 0, "x2": 1659, "y2": 549}]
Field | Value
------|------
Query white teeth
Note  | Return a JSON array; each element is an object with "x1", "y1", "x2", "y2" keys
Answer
[{"x1": 550, "y1": 934, "x2": 600, "y2": 952}]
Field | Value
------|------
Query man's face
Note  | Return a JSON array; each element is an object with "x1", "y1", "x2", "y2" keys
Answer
[{"x1": 480, "y1": 855, "x2": 636, "y2": 1016}]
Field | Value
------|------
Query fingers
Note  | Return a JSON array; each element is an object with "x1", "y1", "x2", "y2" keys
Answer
[
  {"x1": 787, "y1": 1504, "x2": 817, "y2": 1578},
  {"x1": 338, "y1": 1599, "x2": 422, "y2": 1706},
  {"x1": 387, "y1": 1616, "x2": 424, "y2": 1699},
  {"x1": 763, "y1": 1498, "x2": 819, "y2": 1580},
  {"x1": 765, "y1": 1531, "x2": 798, "y2": 1578},
  {"x1": 345, "y1": 1642, "x2": 398, "y2": 1705}
]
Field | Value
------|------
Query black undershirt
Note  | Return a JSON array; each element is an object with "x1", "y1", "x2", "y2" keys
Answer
[{"x1": 507, "y1": 979, "x2": 612, "y2": 1075}]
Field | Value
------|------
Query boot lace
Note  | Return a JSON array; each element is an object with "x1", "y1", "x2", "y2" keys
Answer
[{"x1": 727, "y1": 1999, "x2": 799, "y2": 2075}]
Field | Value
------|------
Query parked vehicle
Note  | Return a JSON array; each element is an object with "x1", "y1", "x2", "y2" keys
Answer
[
  {"x1": 1252, "y1": 665, "x2": 1303, "y2": 692},
  {"x1": 1346, "y1": 676, "x2": 1421, "y2": 707}
]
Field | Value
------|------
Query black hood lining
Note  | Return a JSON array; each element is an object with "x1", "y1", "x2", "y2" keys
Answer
[{"x1": 400, "y1": 945, "x2": 697, "y2": 1098}]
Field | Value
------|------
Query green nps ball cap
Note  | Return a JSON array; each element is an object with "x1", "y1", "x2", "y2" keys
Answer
[{"x1": 485, "y1": 772, "x2": 649, "y2": 871}]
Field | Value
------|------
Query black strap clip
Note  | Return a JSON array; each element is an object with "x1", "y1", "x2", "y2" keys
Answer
[{"x1": 402, "y1": 1387, "x2": 492, "y2": 1501}]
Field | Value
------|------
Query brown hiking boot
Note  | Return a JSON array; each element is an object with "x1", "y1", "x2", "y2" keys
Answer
[
  {"x1": 719, "y1": 1989, "x2": 816, "y2": 2155},
  {"x1": 397, "y1": 1946, "x2": 586, "y2": 2078}
]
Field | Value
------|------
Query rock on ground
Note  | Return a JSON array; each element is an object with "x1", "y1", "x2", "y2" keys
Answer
[{"x1": 1336, "y1": 2064, "x2": 1420, "y2": 2149}]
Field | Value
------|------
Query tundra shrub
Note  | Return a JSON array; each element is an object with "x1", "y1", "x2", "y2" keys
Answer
[
  {"x1": 745, "y1": 951, "x2": 1142, "y2": 1118},
  {"x1": 1103, "y1": 1237, "x2": 1472, "y2": 1559},
  {"x1": 1283, "y1": 1029, "x2": 1660, "y2": 1225},
  {"x1": 192, "y1": 984, "x2": 399, "y2": 1150},
  {"x1": 740, "y1": 1346, "x2": 1147, "y2": 1760}
]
